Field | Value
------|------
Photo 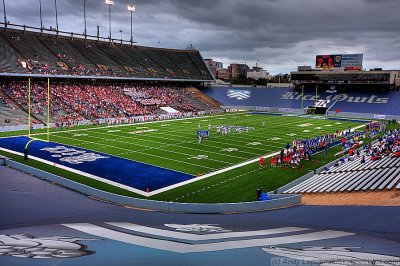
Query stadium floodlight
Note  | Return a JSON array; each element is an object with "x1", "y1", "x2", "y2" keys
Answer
[
  {"x1": 2, "y1": 0, "x2": 7, "y2": 29},
  {"x1": 128, "y1": 4, "x2": 135, "y2": 45},
  {"x1": 39, "y1": 0, "x2": 43, "y2": 33},
  {"x1": 83, "y1": 0, "x2": 87, "y2": 39},
  {"x1": 105, "y1": 0, "x2": 114, "y2": 42},
  {"x1": 54, "y1": 0, "x2": 59, "y2": 34}
]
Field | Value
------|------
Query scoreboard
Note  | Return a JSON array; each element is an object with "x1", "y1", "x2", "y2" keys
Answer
[{"x1": 316, "y1": 54, "x2": 363, "y2": 69}]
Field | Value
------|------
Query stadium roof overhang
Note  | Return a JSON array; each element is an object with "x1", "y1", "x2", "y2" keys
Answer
[{"x1": 0, "y1": 73, "x2": 215, "y2": 83}]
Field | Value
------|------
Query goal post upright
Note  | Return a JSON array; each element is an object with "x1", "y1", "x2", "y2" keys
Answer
[
  {"x1": 25, "y1": 77, "x2": 51, "y2": 159},
  {"x1": 28, "y1": 78, "x2": 31, "y2": 138},
  {"x1": 47, "y1": 78, "x2": 50, "y2": 142},
  {"x1": 27, "y1": 77, "x2": 51, "y2": 142}
]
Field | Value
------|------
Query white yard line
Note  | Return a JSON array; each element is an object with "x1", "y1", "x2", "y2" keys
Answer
[
  {"x1": 54, "y1": 133, "x2": 234, "y2": 166},
  {"x1": 78, "y1": 129, "x2": 251, "y2": 160},
  {"x1": 146, "y1": 150, "x2": 281, "y2": 196}
]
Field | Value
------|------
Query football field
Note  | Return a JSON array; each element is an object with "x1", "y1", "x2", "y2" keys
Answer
[
  {"x1": 31, "y1": 112, "x2": 364, "y2": 176},
  {"x1": 0, "y1": 112, "x2": 368, "y2": 202}
]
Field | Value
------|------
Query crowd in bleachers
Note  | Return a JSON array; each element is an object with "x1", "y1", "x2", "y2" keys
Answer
[
  {"x1": 1, "y1": 81, "x2": 204, "y2": 124},
  {"x1": 123, "y1": 86, "x2": 199, "y2": 113},
  {"x1": 364, "y1": 126, "x2": 400, "y2": 160}
]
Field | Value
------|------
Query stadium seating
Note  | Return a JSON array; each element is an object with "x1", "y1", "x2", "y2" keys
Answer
[
  {"x1": 137, "y1": 47, "x2": 187, "y2": 79},
  {"x1": 284, "y1": 143, "x2": 400, "y2": 194},
  {"x1": 0, "y1": 33, "x2": 27, "y2": 73},
  {"x1": 40, "y1": 37, "x2": 98, "y2": 76},
  {"x1": 0, "y1": 29, "x2": 213, "y2": 81},
  {"x1": 0, "y1": 91, "x2": 30, "y2": 126},
  {"x1": 1, "y1": 32, "x2": 66, "y2": 75},
  {"x1": 96, "y1": 43, "x2": 148, "y2": 77},
  {"x1": 0, "y1": 81, "x2": 210, "y2": 124},
  {"x1": 71, "y1": 40, "x2": 128, "y2": 77},
  {"x1": 163, "y1": 50, "x2": 204, "y2": 79}
]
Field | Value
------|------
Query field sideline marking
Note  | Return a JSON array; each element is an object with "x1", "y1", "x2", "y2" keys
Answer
[{"x1": 146, "y1": 150, "x2": 281, "y2": 196}]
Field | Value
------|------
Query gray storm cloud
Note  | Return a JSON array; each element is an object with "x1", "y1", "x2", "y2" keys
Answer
[{"x1": 3, "y1": 0, "x2": 400, "y2": 74}]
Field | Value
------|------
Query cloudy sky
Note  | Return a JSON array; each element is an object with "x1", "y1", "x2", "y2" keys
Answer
[{"x1": 3, "y1": 0, "x2": 400, "y2": 74}]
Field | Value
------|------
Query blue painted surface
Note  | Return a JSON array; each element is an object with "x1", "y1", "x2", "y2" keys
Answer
[
  {"x1": 0, "y1": 136, "x2": 194, "y2": 192},
  {"x1": 1, "y1": 166, "x2": 400, "y2": 266},
  {"x1": 202, "y1": 87, "x2": 400, "y2": 115}
]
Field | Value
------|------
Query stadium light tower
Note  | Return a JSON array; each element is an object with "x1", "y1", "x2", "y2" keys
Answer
[
  {"x1": 54, "y1": 0, "x2": 59, "y2": 34},
  {"x1": 127, "y1": 4, "x2": 135, "y2": 45},
  {"x1": 83, "y1": 0, "x2": 87, "y2": 39},
  {"x1": 39, "y1": 0, "x2": 43, "y2": 33},
  {"x1": 2, "y1": 0, "x2": 7, "y2": 29},
  {"x1": 105, "y1": 0, "x2": 114, "y2": 42}
]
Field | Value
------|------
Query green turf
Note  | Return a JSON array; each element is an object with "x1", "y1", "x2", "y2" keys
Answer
[{"x1": 0, "y1": 112, "x2": 370, "y2": 203}]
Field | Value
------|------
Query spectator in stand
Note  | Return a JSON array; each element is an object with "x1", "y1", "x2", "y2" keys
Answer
[{"x1": 0, "y1": 81, "x2": 213, "y2": 126}]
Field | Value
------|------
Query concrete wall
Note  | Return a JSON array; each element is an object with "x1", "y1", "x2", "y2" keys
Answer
[
  {"x1": 3, "y1": 158, "x2": 301, "y2": 214},
  {"x1": 326, "y1": 111, "x2": 400, "y2": 121},
  {"x1": 222, "y1": 105, "x2": 304, "y2": 114}
]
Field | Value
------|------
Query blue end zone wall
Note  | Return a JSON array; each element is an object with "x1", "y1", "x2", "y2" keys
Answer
[
  {"x1": 202, "y1": 87, "x2": 400, "y2": 115},
  {"x1": 0, "y1": 136, "x2": 194, "y2": 192}
]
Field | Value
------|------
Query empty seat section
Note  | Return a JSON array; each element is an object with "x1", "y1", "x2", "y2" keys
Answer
[
  {"x1": 164, "y1": 50, "x2": 203, "y2": 79},
  {"x1": 39, "y1": 37, "x2": 97, "y2": 75},
  {"x1": 137, "y1": 47, "x2": 182, "y2": 79},
  {"x1": 186, "y1": 51, "x2": 213, "y2": 79},
  {"x1": 70, "y1": 41, "x2": 128, "y2": 76},
  {"x1": 0, "y1": 33, "x2": 26, "y2": 73},
  {"x1": 120, "y1": 46, "x2": 169, "y2": 77},
  {"x1": 97, "y1": 43, "x2": 148, "y2": 77},
  {"x1": 2, "y1": 32, "x2": 62, "y2": 74}
]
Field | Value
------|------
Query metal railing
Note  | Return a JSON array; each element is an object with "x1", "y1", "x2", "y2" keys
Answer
[{"x1": 0, "y1": 22, "x2": 137, "y2": 45}]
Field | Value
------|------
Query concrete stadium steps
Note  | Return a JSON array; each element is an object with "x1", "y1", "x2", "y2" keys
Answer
[
  {"x1": 96, "y1": 44, "x2": 148, "y2": 78},
  {"x1": 70, "y1": 41, "x2": 128, "y2": 76},
  {"x1": 285, "y1": 157, "x2": 400, "y2": 194},
  {"x1": 39, "y1": 37, "x2": 98, "y2": 73},
  {"x1": 1, "y1": 32, "x2": 63, "y2": 74},
  {"x1": 0, "y1": 104, "x2": 28, "y2": 126},
  {"x1": 0, "y1": 33, "x2": 26, "y2": 73},
  {"x1": 185, "y1": 87, "x2": 222, "y2": 109}
]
